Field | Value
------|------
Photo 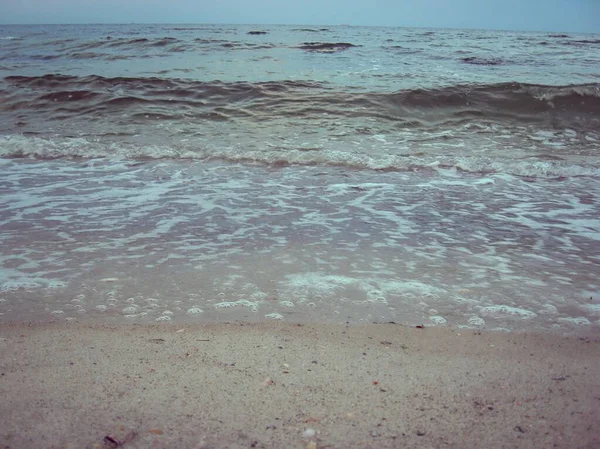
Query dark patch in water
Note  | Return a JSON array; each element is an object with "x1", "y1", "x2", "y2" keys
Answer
[
  {"x1": 298, "y1": 42, "x2": 358, "y2": 53},
  {"x1": 562, "y1": 39, "x2": 600, "y2": 47},
  {"x1": 169, "y1": 27, "x2": 209, "y2": 31},
  {"x1": 70, "y1": 52, "x2": 105, "y2": 59},
  {"x1": 292, "y1": 28, "x2": 330, "y2": 32},
  {"x1": 38, "y1": 90, "x2": 101, "y2": 102},
  {"x1": 462, "y1": 56, "x2": 506, "y2": 66},
  {"x1": 195, "y1": 38, "x2": 229, "y2": 44},
  {"x1": 32, "y1": 54, "x2": 61, "y2": 61},
  {"x1": 149, "y1": 37, "x2": 180, "y2": 47},
  {"x1": 384, "y1": 46, "x2": 422, "y2": 55},
  {"x1": 126, "y1": 38, "x2": 149, "y2": 44},
  {"x1": 105, "y1": 54, "x2": 133, "y2": 61},
  {"x1": 220, "y1": 41, "x2": 274, "y2": 50},
  {"x1": 247, "y1": 31, "x2": 268, "y2": 35}
]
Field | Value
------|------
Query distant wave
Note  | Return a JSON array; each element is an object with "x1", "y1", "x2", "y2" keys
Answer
[
  {"x1": 298, "y1": 42, "x2": 358, "y2": 53},
  {"x1": 291, "y1": 28, "x2": 331, "y2": 32},
  {"x1": 0, "y1": 36, "x2": 279, "y2": 62},
  {"x1": 4, "y1": 30, "x2": 598, "y2": 64},
  {"x1": 570, "y1": 39, "x2": 600, "y2": 45},
  {"x1": 461, "y1": 56, "x2": 508, "y2": 66}
]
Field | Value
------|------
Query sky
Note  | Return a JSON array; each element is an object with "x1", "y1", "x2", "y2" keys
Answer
[{"x1": 0, "y1": 0, "x2": 598, "y2": 33}]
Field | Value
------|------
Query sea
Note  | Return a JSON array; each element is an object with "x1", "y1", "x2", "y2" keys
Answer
[{"x1": 0, "y1": 24, "x2": 599, "y2": 334}]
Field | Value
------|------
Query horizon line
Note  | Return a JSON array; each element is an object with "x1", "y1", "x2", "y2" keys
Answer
[{"x1": 0, "y1": 22, "x2": 595, "y2": 35}]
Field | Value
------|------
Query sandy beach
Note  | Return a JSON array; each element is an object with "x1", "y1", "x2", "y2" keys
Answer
[{"x1": 0, "y1": 322, "x2": 598, "y2": 449}]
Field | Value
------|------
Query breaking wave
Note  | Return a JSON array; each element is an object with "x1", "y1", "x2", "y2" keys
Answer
[
  {"x1": 2, "y1": 75, "x2": 599, "y2": 130},
  {"x1": 1, "y1": 134, "x2": 598, "y2": 179}
]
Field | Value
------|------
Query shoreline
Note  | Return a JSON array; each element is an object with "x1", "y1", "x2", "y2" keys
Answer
[{"x1": 1, "y1": 321, "x2": 599, "y2": 448}]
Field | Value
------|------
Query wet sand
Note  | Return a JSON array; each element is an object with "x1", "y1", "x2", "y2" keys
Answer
[{"x1": 0, "y1": 322, "x2": 599, "y2": 449}]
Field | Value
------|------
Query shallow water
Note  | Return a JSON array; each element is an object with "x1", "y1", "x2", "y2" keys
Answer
[
  {"x1": 0, "y1": 24, "x2": 599, "y2": 333},
  {"x1": 0, "y1": 159, "x2": 598, "y2": 334}
]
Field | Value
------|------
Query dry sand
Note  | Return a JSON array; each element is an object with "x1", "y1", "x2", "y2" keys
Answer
[{"x1": 0, "y1": 321, "x2": 599, "y2": 449}]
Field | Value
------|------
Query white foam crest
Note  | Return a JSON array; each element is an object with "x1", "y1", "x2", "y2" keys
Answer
[
  {"x1": 453, "y1": 158, "x2": 600, "y2": 178},
  {"x1": 527, "y1": 84, "x2": 600, "y2": 102},
  {"x1": 3, "y1": 135, "x2": 599, "y2": 179},
  {"x1": 0, "y1": 135, "x2": 197, "y2": 160}
]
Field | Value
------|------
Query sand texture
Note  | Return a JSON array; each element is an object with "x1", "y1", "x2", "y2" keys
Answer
[{"x1": 0, "y1": 322, "x2": 599, "y2": 449}]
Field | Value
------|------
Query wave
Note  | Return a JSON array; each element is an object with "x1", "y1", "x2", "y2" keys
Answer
[
  {"x1": 56, "y1": 37, "x2": 185, "y2": 53},
  {"x1": 291, "y1": 28, "x2": 331, "y2": 32},
  {"x1": 461, "y1": 56, "x2": 508, "y2": 66},
  {"x1": 1, "y1": 135, "x2": 597, "y2": 179},
  {"x1": 386, "y1": 82, "x2": 600, "y2": 112},
  {"x1": 220, "y1": 41, "x2": 275, "y2": 50},
  {"x1": 571, "y1": 39, "x2": 600, "y2": 45},
  {"x1": 167, "y1": 27, "x2": 221, "y2": 31},
  {"x1": 3, "y1": 75, "x2": 598, "y2": 128},
  {"x1": 19, "y1": 36, "x2": 279, "y2": 59},
  {"x1": 298, "y1": 42, "x2": 358, "y2": 52}
]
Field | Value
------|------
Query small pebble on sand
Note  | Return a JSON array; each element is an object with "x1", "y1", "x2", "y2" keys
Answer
[{"x1": 302, "y1": 428, "x2": 316, "y2": 438}]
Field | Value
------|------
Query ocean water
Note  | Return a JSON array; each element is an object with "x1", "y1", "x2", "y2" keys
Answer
[{"x1": 0, "y1": 24, "x2": 599, "y2": 334}]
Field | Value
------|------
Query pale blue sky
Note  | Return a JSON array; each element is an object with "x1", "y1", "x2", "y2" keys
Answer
[{"x1": 0, "y1": 0, "x2": 598, "y2": 33}]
